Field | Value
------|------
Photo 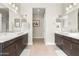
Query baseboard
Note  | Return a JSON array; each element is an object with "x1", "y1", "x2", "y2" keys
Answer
[
  {"x1": 33, "y1": 37, "x2": 44, "y2": 39},
  {"x1": 45, "y1": 42, "x2": 55, "y2": 45},
  {"x1": 28, "y1": 41, "x2": 56, "y2": 46}
]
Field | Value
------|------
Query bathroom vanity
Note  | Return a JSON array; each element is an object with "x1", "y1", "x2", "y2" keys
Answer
[
  {"x1": 55, "y1": 32, "x2": 79, "y2": 56},
  {"x1": 0, "y1": 32, "x2": 28, "y2": 56}
]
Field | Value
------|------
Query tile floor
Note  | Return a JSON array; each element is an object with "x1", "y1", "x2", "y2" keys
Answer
[{"x1": 20, "y1": 38, "x2": 67, "y2": 56}]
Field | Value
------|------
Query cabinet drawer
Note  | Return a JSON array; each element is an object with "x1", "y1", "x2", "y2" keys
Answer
[{"x1": 55, "y1": 33, "x2": 79, "y2": 56}]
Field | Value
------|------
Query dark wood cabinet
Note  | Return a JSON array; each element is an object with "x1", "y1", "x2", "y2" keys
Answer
[
  {"x1": 22, "y1": 34, "x2": 28, "y2": 46},
  {"x1": 63, "y1": 39, "x2": 72, "y2": 56},
  {"x1": 55, "y1": 33, "x2": 79, "y2": 56},
  {"x1": 55, "y1": 34, "x2": 63, "y2": 49},
  {"x1": 0, "y1": 33, "x2": 28, "y2": 56},
  {"x1": 3, "y1": 43, "x2": 16, "y2": 56},
  {"x1": 70, "y1": 43, "x2": 79, "y2": 56},
  {"x1": 16, "y1": 37, "x2": 24, "y2": 56}
]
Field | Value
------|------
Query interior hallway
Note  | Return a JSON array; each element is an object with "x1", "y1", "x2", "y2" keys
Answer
[
  {"x1": 20, "y1": 38, "x2": 67, "y2": 56},
  {"x1": 30, "y1": 38, "x2": 57, "y2": 56}
]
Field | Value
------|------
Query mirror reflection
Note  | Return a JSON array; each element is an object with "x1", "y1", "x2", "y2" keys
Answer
[
  {"x1": 0, "y1": 8, "x2": 9, "y2": 32},
  {"x1": 0, "y1": 3, "x2": 28, "y2": 33}
]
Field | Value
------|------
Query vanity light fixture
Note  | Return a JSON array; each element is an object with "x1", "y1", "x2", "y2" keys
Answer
[
  {"x1": 65, "y1": 3, "x2": 78, "y2": 14},
  {"x1": 73, "y1": 3, "x2": 77, "y2": 6},
  {"x1": 12, "y1": 4, "x2": 16, "y2": 8},
  {"x1": 11, "y1": 3, "x2": 19, "y2": 12},
  {"x1": 8, "y1": 3, "x2": 12, "y2": 5},
  {"x1": 66, "y1": 7, "x2": 69, "y2": 11}
]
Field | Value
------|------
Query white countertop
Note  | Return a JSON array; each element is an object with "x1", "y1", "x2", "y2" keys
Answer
[
  {"x1": 0, "y1": 31, "x2": 28, "y2": 43},
  {"x1": 55, "y1": 32, "x2": 79, "y2": 40}
]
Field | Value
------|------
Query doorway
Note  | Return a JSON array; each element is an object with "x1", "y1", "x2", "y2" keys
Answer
[{"x1": 32, "y1": 8, "x2": 45, "y2": 44}]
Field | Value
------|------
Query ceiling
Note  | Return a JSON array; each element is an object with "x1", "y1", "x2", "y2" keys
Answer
[{"x1": 33, "y1": 8, "x2": 45, "y2": 16}]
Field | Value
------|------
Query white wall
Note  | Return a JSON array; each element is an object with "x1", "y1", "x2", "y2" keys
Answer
[
  {"x1": 20, "y1": 3, "x2": 63, "y2": 45},
  {"x1": 9, "y1": 9, "x2": 21, "y2": 32},
  {"x1": 44, "y1": 4, "x2": 63, "y2": 45}
]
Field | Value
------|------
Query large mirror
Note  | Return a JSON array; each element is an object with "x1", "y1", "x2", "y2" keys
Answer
[
  {"x1": 0, "y1": 3, "x2": 28, "y2": 33},
  {"x1": 67, "y1": 9, "x2": 78, "y2": 32},
  {"x1": 0, "y1": 3, "x2": 21, "y2": 32},
  {"x1": 0, "y1": 4, "x2": 9, "y2": 32},
  {"x1": 0, "y1": 8, "x2": 9, "y2": 32},
  {"x1": 58, "y1": 8, "x2": 79, "y2": 33}
]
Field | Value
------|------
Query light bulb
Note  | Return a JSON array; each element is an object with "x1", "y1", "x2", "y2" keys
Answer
[
  {"x1": 8, "y1": 3, "x2": 12, "y2": 5},
  {"x1": 15, "y1": 6, "x2": 18, "y2": 10},
  {"x1": 66, "y1": 7, "x2": 69, "y2": 11},
  {"x1": 12, "y1": 4, "x2": 15, "y2": 7},
  {"x1": 69, "y1": 4, "x2": 72, "y2": 8},
  {"x1": 73, "y1": 3, "x2": 77, "y2": 5}
]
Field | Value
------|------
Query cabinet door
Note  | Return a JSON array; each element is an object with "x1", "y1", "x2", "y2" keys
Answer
[
  {"x1": 70, "y1": 42, "x2": 79, "y2": 56},
  {"x1": 63, "y1": 39, "x2": 72, "y2": 56},
  {"x1": 55, "y1": 34, "x2": 60, "y2": 46},
  {"x1": 23, "y1": 34, "x2": 28, "y2": 46},
  {"x1": 55, "y1": 34, "x2": 63, "y2": 49},
  {"x1": 3, "y1": 43, "x2": 16, "y2": 56},
  {"x1": 59, "y1": 38, "x2": 63, "y2": 49},
  {"x1": 16, "y1": 36, "x2": 25, "y2": 56}
]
